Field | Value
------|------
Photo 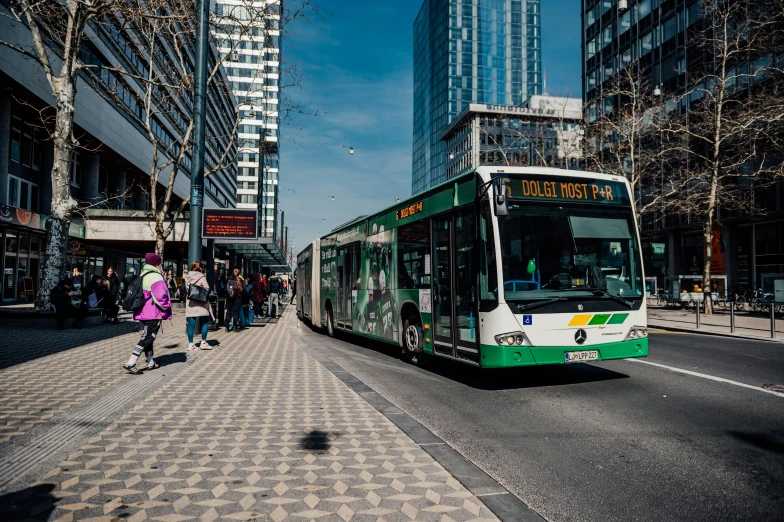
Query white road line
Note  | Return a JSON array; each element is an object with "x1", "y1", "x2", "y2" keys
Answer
[{"x1": 626, "y1": 358, "x2": 784, "y2": 397}]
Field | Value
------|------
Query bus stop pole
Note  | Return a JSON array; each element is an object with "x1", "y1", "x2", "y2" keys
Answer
[
  {"x1": 771, "y1": 304, "x2": 776, "y2": 339},
  {"x1": 730, "y1": 301, "x2": 736, "y2": 334},
  {"x1": 695, "y1": 298, "x2": 700, "y2": 329}
]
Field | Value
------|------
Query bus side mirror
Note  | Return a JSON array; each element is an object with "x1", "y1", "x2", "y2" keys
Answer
[{"x1": 494, "y1": 185, "x2": 508, "y2": 216}]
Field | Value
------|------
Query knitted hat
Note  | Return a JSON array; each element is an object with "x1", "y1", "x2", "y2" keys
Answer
[{"x1": 145, "y1": 253, "x2": 162, "y2": 266}]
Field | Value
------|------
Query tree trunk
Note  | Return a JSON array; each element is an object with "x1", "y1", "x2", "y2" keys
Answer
[
  {"x1": 35, "y1": 78, "x2": 78, "y2": 311},
  {"x1": 702, "y1": 218, "x2": 714, "y2": 314},
  {"x1": 155, "y1": 234, "x2": 166, "y2": 256}
]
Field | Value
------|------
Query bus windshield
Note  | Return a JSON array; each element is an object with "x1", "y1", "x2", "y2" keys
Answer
[{"x1": 496, "y1": 202, "x2": 643, "y2": 302}]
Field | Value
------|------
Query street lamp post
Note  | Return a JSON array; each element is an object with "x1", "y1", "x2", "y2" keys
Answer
[{"x1": 188, "y1": 0, "x2": 210, "y2": 265}]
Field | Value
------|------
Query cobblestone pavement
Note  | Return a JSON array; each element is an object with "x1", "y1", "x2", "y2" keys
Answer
[
  {"x1": 0, "y1": 313, "x2": 188, "y2": 445},
  {"x1": 1, "y1": 303, "x2": 499, "y2": 521}
]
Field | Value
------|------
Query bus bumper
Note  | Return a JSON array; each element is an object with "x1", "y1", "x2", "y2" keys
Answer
[{"x1": 480, "y1": 338, "x2": 649, "y2": 368}]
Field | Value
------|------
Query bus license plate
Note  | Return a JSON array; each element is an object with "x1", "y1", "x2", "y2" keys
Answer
[{"x1": 564, "y1": 350, "x2": 598, "y2": 363}]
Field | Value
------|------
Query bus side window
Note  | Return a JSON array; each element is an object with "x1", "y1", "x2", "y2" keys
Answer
[{"x1": 397, "y1": 221, "x2": 430, "y2": 290}]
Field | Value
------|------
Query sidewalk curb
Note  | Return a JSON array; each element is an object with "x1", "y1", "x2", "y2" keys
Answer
[
  {"x1": 648, "y1": 321, "x2": 784, "y2": 343},
  {"x1": 288, "y1": 314, "x2": 545, "y2": 522}
]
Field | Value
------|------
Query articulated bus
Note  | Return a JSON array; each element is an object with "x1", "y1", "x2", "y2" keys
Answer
[{"x1": 296, "y1": 167, "x2": 648, "y2": 368}]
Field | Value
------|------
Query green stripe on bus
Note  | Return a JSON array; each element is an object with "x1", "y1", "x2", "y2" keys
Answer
[
  {"x1": 588, "y1": 314, "x2": 611, "y2": 325},
  {"x1": 607, "y1": 313, "x2": 629, "y2": 325}
]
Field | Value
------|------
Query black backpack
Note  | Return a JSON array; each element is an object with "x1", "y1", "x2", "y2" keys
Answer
[
  {"x1": 226, "y1": 278, "x2": 237, "y2": 298},
  {"x1": 122, "y1": 272, "x2": 152, "y2": 312}
]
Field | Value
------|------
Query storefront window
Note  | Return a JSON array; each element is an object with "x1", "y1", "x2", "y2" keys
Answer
[
  {"x1": 5, "y1": 231, "x2": 17, "y2": 254},
  {"x1": 30, "y1": 235, "x2": 39, "y2": 256},
  {"x1": 19, "y1": 233, "x2": 28, "y2": 255}
]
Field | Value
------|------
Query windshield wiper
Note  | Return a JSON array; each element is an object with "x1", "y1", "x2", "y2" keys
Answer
[
  {"x1": 552, "y1": 288, "x2": 637, "y2": 309},
  {"x1": 514, "y1": 297, "x2": 566, "y2": 312}
]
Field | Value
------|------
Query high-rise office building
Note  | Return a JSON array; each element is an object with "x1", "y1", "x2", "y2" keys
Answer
[
  {"x1": 412, "y1": 0, "x2": 543, "y2": 194},
  {"x1": 214, "y1": 0, "x2": 281, "y2": 238}
]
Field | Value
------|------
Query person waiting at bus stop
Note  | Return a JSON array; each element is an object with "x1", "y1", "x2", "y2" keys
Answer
[{"x1": 51, "y1": 279, "x2": 87, "y2": 330}]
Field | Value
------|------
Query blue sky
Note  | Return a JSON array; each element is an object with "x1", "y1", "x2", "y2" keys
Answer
[{"x1": 279, "y1": 0, "x2": 582, "y2": 254}]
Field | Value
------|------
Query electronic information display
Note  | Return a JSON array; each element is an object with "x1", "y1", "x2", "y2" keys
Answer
[{"x1": 202, "y1": 209, "x2": 258, "y2": 239}]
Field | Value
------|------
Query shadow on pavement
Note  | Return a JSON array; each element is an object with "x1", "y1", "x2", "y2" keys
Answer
[
  {"x1": 728, "y1": 430, "x2": 784, "y2": 455},
  {"x1": 299, "y1": 317, "x2": 629, "y2": 391},
  {"x1": 0, "y1": 483, "x2": 57, "y2": 521},
  {"x1": 0, "y1": 321, "x2": 140, "y2": 371},
  {"x1": 153, "y1": 352, "x2": 187, "y2": 368},
  {"x1": 299, "y1": 430, "x2": 337, "y2": 453}
]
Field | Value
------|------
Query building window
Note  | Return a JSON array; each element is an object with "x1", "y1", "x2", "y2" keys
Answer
[
  {"x1": 640, "y1": 32, "x2": 653, "y2": 56},
  {"x1": 639, "y1": 0, "x2": 651, "y2": 19},
  {"x1": 71, "y1": 152, "x2": 82, "y2": 188},
  {"x1": 7, "y1": 175, "x2": 38, "y2": 212},
  {"x1": 10, "y1": 118, "x2": 21, "y2": 163},
  {"x1": 20, "y1": 123, "x2": 33, "y2": 167},
  {"x1": 620, "y1": 9, "x2": 632, "y2": 34}
]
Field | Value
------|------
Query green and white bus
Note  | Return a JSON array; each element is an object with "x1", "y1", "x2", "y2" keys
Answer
[{"x1": 296, "y1": 167, "x2": 648, "y2": 368}]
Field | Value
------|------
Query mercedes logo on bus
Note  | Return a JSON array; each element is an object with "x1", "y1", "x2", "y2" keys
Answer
[{"x1": 575, "y1": 329, "x2": 587, "y2": 345}]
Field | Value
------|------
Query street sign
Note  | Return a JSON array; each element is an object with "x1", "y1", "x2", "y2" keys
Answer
[{"x1": 202, "y1": 209, "x2": 258, "y2": 239}]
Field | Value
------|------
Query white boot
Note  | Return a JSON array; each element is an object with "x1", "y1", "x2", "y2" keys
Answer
[
  {"x1": 200, "y1": 341, "x2": 212, "y2": 350},
  {"x1": 188, "y1": 343, "x2": 196, "y2": 351}
]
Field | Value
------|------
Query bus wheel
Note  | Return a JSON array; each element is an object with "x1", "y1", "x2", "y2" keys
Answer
[
  {"x1": 326, "y1": 307, "x2": 335, "y2": 338},
  {"x1": 402, "y1": 318, "x2": 423, "y2": 363}
]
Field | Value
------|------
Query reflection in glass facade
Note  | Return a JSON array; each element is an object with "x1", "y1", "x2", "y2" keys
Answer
[{"x1": 412, "y1": 0, "x2": 542, "y2": 194}]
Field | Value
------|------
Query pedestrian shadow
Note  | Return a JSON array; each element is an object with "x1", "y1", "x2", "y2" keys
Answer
[
  {"x1": 0, "y1": 483, "x2": 57, "y2": 521},
  {"x1": 299, "y1": 319, "x2": 629, "y2": 391},
  {"x1": 0, "y1": 321, "x2": 140, "y2": 371},
  {"x1": 299, "y1": 430, "x2": 337, "y2": 452},
  {"x1": 728, "y1": 430, "x2": 784, "y2": 456},
  {"x1": 152, "y1": 352, "x2": 187, "y2": 368}
]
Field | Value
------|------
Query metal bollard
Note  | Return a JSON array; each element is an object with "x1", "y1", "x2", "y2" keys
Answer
[
  {"x1": 730, "y1": 301, "x2": 736, "y2": 334},
  {"x1": 696, "y1": 300, "x2": 700, "y2": 329},
  {"x1": 771, "y1": 304, "x2": 776, "y2": 339}
]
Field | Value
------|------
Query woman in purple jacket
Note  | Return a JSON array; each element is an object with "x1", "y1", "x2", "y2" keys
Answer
[{"x1": 123, "y1": 253, "x2": 172, "y2": 374}]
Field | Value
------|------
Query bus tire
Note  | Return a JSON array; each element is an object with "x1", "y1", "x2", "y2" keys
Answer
[
  {"x1": 402, "y1": 317, "x2": 423, "y2": 363},
  {"x1": 325, "y1": 306, "x2": 335, "y2": 338}
]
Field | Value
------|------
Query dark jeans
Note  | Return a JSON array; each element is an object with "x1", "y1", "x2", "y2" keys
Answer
[{"x1": 225, "y1": 297, "x2": 242, "y2": 328}]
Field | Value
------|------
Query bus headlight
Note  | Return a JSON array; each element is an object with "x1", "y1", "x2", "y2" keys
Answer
[
  {"x1": 625, "y1": 326, "x2": 647, "y2": 341},
  {"x1": 495, "y1": 332, "x2": 531, "y2": 346}
]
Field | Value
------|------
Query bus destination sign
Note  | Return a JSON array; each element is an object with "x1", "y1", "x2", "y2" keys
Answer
[
  {"x1": 202, "y1": 209, "x2": 258, "y2": 239},
  {"x1": 501, "y1": 176, "x2": 630, "y2": 205},
  {"x1": 396, "y1": 201, "x2": 424, "y2": 221}
]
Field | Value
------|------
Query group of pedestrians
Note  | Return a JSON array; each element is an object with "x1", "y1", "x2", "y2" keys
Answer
[
  {"x1": 50, "y1": 266, "x2": 125, "y2": 329},
  {"x1": 106, "y1": 252, "x2": 291, "y2": 373}
]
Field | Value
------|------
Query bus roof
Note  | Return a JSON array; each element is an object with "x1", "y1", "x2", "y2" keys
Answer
[
  {"x1": 475, "y1": 166, "x2": 631, "y2": 186},
  {"x1": 316, "y1": 167, "x2": 631, "y2": 241}
]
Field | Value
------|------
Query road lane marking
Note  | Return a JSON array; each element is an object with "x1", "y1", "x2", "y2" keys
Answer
[{"x1": 626, "y1": 358, "x2": 783, "y2": 397}]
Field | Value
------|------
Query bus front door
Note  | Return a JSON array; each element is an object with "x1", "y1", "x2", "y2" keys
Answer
[{"x1": 432, "y1": 212, "x2": 480, "y2": 364}]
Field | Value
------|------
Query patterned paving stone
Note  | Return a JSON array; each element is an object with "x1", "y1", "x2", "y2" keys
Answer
[
  {"x1": 0, "y1": 313, "x2": 191, "y2": 444},
  {"x1": 2, "y1": 304, "x2": 498, "y2": 521}
]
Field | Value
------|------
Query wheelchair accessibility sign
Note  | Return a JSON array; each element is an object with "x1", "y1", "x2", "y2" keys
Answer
[{"x1": 522, "y1": 315, "x2": 533, "y2": 326}]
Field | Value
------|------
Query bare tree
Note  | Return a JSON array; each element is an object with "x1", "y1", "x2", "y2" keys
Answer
[
  {"x1": 112, "y1": 0, "x2": 318, "y2": 255},
  {"x1": 0, "y1": 0, "x2": 128, "y2": 309},
  {"x1": 584, "y1": 65, "x2": 673, "y2": 216},
  {"x1": 658, "y1": 0, "x2": 784, "y2": 313}
]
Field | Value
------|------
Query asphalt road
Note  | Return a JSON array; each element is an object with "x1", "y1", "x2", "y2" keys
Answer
[{"x1": 296, "y1": 324, "x2": 784, "y2": 522}]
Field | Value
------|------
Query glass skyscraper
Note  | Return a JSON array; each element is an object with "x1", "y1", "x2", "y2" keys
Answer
[{"x1": 412, "y1": 0, "x2": 542, "y2": 194}]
